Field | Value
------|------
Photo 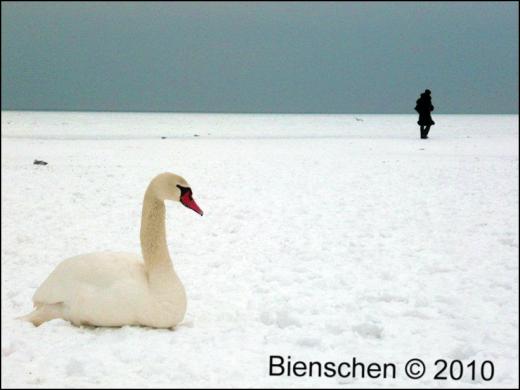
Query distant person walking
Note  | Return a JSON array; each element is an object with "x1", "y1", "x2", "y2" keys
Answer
[{"x1": 415, "y1": 89, "x2": 435, "y2": 139}]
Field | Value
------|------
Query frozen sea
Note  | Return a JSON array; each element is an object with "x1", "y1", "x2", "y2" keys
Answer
[{"x1": 1, "y1": 111, "x2": 518, "y2": 388}]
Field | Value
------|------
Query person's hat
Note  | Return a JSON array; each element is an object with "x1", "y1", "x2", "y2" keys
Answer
[{"x1": 424, "y1": 89, "x2": 431, "y2": 94}]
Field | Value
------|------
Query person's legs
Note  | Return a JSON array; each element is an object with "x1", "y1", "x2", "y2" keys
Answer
[
  {"x1": 424, "y1": 125, "x2": 431, "y2": 138},
  {"x1": 420, "y1": 126, "x2": 426, "y2": 138}
]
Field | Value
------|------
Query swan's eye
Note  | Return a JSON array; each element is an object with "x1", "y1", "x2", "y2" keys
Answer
[{"x1": 176, "y1": 185, "x2": 191, "y2": 197}]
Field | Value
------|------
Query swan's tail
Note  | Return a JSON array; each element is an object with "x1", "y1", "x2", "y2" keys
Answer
[
  {"x1": 17, "y1": 303, "x2": 63, "y2": 327},
  {"x1": 16, "y1": 309, "x2": 42, "y2": 326}
]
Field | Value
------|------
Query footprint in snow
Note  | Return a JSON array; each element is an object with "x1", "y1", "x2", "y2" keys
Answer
[
  {"x1": 352, "y1": 323, "x2": 383, "y2": 339},
  {"x1": 297, "y1": 337, "x2": 321, "y2": 347}
]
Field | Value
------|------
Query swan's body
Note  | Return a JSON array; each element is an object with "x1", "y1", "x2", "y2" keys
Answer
[
  {"x1": 28, "y1": 252, "x2": 186, "y2": 328},
  {"x1": 21, "y1": 173, "x2": 203, "y2": 328}
]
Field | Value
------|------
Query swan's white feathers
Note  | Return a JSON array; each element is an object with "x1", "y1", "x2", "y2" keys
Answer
[{"x1": 33, "y1": 252, "x2": 146, "y2": 305}]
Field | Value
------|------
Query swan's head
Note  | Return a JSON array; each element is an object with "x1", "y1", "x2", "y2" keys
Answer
[{"x1": 152, "y1": 173, "x2": 203, "y2": 216}]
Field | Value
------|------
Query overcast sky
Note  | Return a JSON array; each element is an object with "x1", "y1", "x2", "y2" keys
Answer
[{"x1": 1, "y1": 2, "x2": 518, "y2": 113}]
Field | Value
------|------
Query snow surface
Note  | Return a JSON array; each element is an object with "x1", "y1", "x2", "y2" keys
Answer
[{"x1": 1, "y1": 111, "x2": 518, "y2": 388}]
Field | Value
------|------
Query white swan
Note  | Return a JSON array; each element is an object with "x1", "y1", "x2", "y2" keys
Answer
[{"x1": 20, "y1": 172, "x2": 203, "y2": 328}]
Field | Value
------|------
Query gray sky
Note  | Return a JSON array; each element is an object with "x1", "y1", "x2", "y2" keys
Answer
[{"x1": 1, "y1": 1, "x2": 518, "y2": 113}]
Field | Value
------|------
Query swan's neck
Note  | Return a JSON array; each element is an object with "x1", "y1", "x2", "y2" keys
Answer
[{"x1": 140, "y1": 187, "x2": 173, "y2": 277}]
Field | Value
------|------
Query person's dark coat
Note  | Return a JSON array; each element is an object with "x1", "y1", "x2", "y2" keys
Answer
[{"x1": 415, "y1": 93, "x2": 435, "y2": 126}]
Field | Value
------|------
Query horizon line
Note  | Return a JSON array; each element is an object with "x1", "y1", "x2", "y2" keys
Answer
[{"x1": 2, "y1": 109, "x2": 518, "y2": 115}]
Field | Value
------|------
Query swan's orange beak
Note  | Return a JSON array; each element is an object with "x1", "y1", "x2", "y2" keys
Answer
[{"x1": 180, "y1": 191, "x2": 203, "y2": 216}]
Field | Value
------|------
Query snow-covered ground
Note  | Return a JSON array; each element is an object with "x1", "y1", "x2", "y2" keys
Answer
[{"x1": 1, "y1": 111, "x2": 518, "y2": 388}]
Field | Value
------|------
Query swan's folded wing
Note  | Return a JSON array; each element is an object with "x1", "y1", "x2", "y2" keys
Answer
[{"x1": 32, "y1": 252, "x2": 145, "y2": 305}]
